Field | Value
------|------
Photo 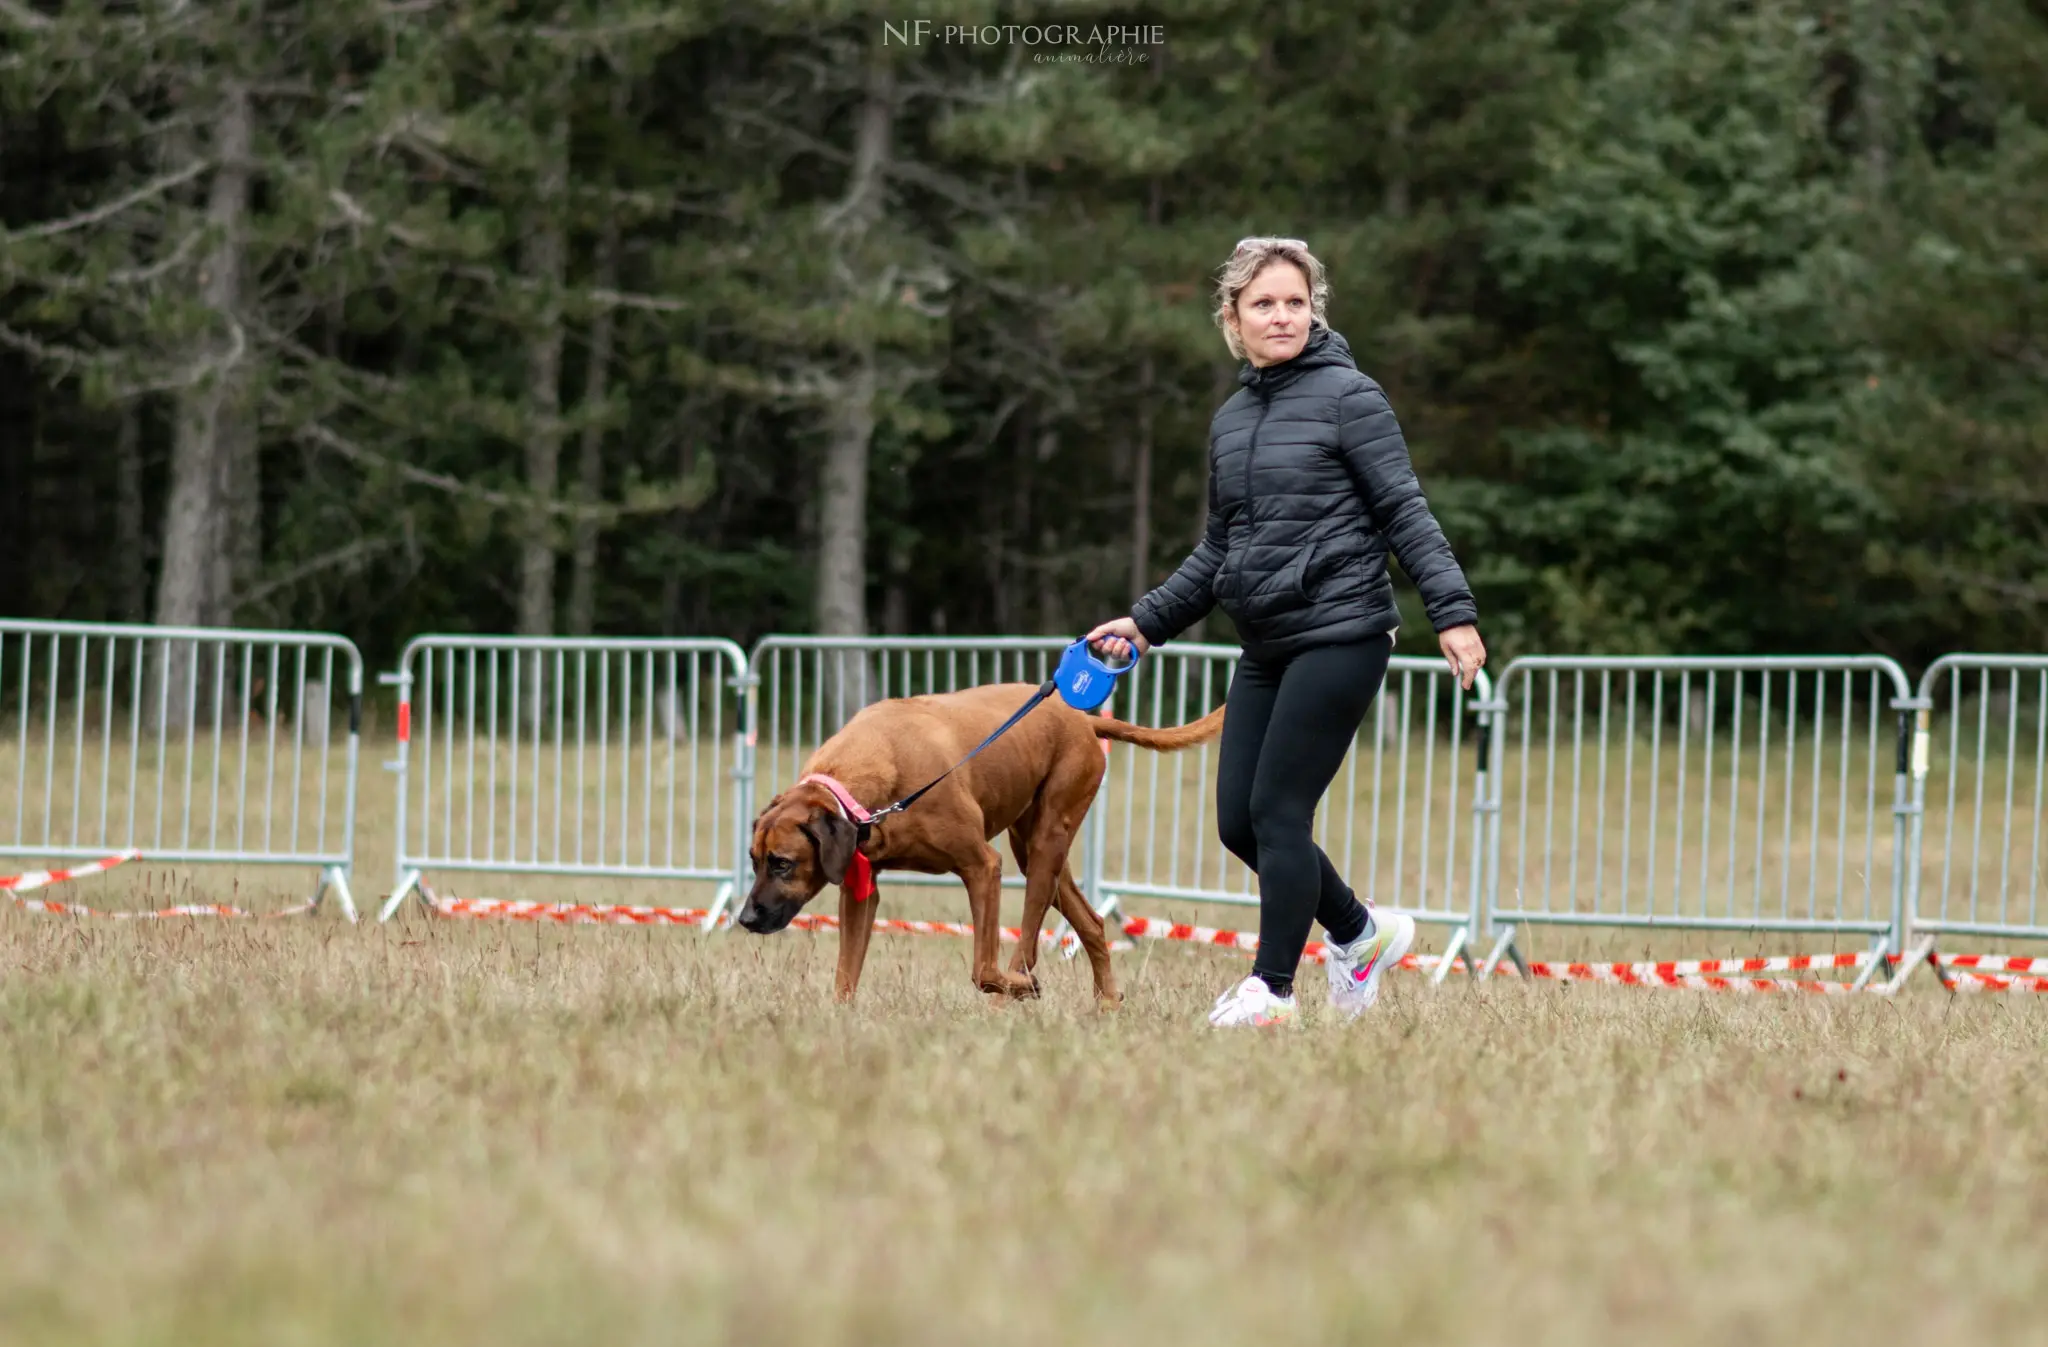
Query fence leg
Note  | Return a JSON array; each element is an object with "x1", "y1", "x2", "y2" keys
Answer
[
  {"x1": 705, "y1": 880, "x2": 737, "y2": 930},
  {"x1": 1103, "y1": 893, "x2": 1133, "y2": 952},
  {"x1": 1477, "y1": 925, "x2": 1524, "y2": 980},
  {"x1": 1879, "y1": 933, "x2": 1943, "y2": 995},
  {"x1": 1923, "y1": 939, "x2": 1956, "y2": 994},
  {"x1": 1847, "y1": 932, "x2": 1890, "y2": 991},
  {"x1": 1058, "y1": 890, "x2": 1122, "y2": 961},
  {"x1": 378, "y1": 868, "x2": 421, "y2": 922},
  {"x1": 321, "y1": 864, "x2": 359, "y2": 923},
  {"x1": 1431, "y1": 924, "x2": 1471, "y2": 986}
]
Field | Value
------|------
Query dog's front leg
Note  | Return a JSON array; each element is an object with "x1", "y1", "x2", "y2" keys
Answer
[
  {"x1": 834, "y1": 880, "x2": 881, "y2": 1003},
  {"x1": 962, "y1": 844, "x2": 1035, "y2": 1000}
]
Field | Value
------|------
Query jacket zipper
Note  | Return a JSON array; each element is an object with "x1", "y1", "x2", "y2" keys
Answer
[
  {"x1": 1224, "y1": 393, "x2": 1271, "y2": 616},
  {"x1": 1242, "y1": 394, "x2": 1271, "y2": 526}
]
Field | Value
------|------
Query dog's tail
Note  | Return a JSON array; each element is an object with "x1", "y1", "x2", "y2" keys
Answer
[{"x1": 1090, "y1": 704, "x2": 1226, "y2": 752}]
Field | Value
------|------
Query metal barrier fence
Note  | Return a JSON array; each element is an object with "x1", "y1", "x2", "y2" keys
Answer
[
  {"x1": 0, "y1": 618, "x2": 364, "y2": 919},
  {"x1": 1907, "y1": 656, "x2": 2048, "y2": 961},
  {"x1": 377, "y1": 635, "x2": 750, "y2": 920},
  {"x1": 1089, "y1": 643, "x2": 1491, "y2": 980},
  {"x1": 17, "y1": 613, "x2": 2048, "y2": 984},
  {"x1": 1476, "y1": 656, "x2": 1918, "y2": 988}
]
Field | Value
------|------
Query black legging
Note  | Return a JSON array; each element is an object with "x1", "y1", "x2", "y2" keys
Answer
[{"x1": 1217, "y1": 635, "x2": 1393, "y2": 997}]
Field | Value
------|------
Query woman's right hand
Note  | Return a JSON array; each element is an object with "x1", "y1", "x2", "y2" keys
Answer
[{"x1": 1085, "y1": 616, "x2": 1150, "y2": 662}]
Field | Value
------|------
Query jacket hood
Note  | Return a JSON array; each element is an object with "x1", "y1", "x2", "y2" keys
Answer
[{"x1": 1238, "y1": 323, "x2": 1357, "y2": 393}]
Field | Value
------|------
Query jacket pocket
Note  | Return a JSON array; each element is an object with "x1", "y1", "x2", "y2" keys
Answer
[
  {"x1": 1289, "y1": 541, "x2": 1321, "y2": 604},
  {"x1": 1212, "y1": 548, "x2": 1242, "y2": 608}
]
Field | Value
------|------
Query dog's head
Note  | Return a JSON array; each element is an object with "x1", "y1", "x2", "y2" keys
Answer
[{"x1": 735, "y1": 783, "x2": 863, "y2": 934}]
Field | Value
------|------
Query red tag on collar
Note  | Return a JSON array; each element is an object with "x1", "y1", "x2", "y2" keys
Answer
[{"x1": 844, "y1": 849, "x2": 876, "y2": 903}]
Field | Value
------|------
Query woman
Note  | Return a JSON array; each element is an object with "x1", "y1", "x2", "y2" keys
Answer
[{"x1": 1087, "y1": 236, "x2": 1486, "y2": 1028}]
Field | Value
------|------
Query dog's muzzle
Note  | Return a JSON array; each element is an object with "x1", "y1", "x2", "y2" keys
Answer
[{"x1": 735, "y1": 894, "x2": 802, "y2": 934}]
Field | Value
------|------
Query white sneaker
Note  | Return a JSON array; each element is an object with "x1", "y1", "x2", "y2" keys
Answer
[
  {"x1": 1207, "y1": 974, "x2": 1298, "y2": 1028},
  {"x1": 1325, "y1": 909, "x2": 1416, "y2": 1018}
]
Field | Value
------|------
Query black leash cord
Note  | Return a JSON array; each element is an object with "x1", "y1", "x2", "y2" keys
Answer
[{"x1": 862, "y1": 678, "x2": 1057, "y2": 830}]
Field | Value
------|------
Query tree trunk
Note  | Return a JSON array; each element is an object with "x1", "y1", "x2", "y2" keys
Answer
[
  {"x1": 1857, "y1": 1, "x2": 1889, "y2": 194},
  {"x1": 1129, "y1": 180, "x2": 1163, "y2": 609},
  {"x1": 660, "y1": 419, "x2": 698, "y2": 635},
  {"x1": 1034, "y1": 424, "x2": 1059, "y2": 631},
  {"x1": 1383, "y1": 5, "x2": 1413, "y2": 219},
  {"x1": 881, "y1": 540, "x2": 910, "y2": 635},
  {"x1": 0, "y1": 397, "x2": 24, "y2": 616},
  {"x1": 1384, "y1": 102, "x2": 1412, "y2": 219},
  {"x1": 516, "y1": 110, "x2": 568, "y2": 640},
  {"x1": 816, "y1": 354, "x2": 876, "y2": 638},
  {"x1": 155, "y1": 81, "x2": 249, "y2": 636},
  {"x1": 566, "y1": 209, "x2": 618, "y2": 637},
  {"x1": 810, "y1": 54, "x2": 895, "y2": 723},
  {"x1": 1127, "y1": 353, "x2": 1155, "y2": 603},
  {"x1": 153, "y1": 81, "x2": 250, "y2": 728},
  {"x1": 114, "y1": 407, "x2": 147, "y2": 622},
  {"x1": 216, "y1": 392, "x2": 259, "y2": 623},
  {"x1": 811, "y1": 55, "x2": 894, "y2": 642},
  {"x1": 989, "y1": 404, "x2": 1029, "y2": 634}
]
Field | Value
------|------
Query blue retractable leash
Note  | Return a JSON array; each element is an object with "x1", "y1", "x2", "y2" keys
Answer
[
  {"x1": 1051, "y1": 636, "x2": 1138, "y2": 712},
  {"x1": 858, "y1": 636, "x2": 1141, "y2": 827}
]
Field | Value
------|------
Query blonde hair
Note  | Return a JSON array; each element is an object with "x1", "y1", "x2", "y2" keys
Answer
[{"x1": 1213, "y1": 237, "x2": 1330, "y2": 361}]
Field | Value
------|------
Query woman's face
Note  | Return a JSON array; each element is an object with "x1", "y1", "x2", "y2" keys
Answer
[{"x1": 1228, "y1": 260, "x2": 1311, "y2": 367}]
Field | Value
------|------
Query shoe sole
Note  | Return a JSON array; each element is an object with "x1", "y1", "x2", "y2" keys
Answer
[{"x1": 1208, "y1": 1005, "x2": 1299, "y2": 1027}]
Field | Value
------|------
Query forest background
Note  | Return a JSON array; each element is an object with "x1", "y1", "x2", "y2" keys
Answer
[{"x1": 3, "y1": 0, "x2": 2043, "y2": 673}]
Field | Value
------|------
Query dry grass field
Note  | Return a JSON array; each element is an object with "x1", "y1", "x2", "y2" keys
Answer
[
  {"x1": 2, "y1": 904, "x2": 2045, "y2": 1347},
  {"x1": 5, "y1": 692, "x2": 2048, "y2": 1345}
]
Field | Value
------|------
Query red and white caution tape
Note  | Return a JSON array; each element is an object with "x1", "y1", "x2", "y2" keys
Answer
[
  {"x1": 1946, "y1": 972, "x2": 2048, "y2": 993},
  {"x1": 1933, "y1": 953, "x2": 2048, "y2": 976},
  {"x1": 1, "y1": 849, "x2": 141, "y2": 893},
  {"x1": 1549, "y1": 951, "x2": 1875, "y2": 978},
  {"x1": 4, "y1": 849, "x2": 313, "y2": 918},
  {"x1": 1510, "y1": 961, "x2": 1867, "y2": 994},
  {"x1": 13, "y1": 898, "x2": 310, "y2": 919},
  {"x1": 1512, "y1": 954, "x2": 1876, "y2": 985},
  {"x1": 1110, "y1": 914, "x2": 1285, "y2": 958},
  {"x1": 423, "y1": 889, "x2": 1035, "y2": 941},
  {"x1": 427, "y1": 895, "x2": 719, "y2": 926},
  {"x1": 415, "y1": 890, "x2": 2048, "y2": 995},
  {"x1": 1430, "y1": 951, "x2": 2048, "y2": 994}
]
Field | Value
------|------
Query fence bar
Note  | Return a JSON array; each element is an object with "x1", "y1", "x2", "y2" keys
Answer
[
  {"x1": 1903, "y1": 657, "x2": 2048, "y2": 960},
  {"x1": 378, "y1": 635, "x2": 748, "y2": 920},
  {"x1": 0, "y1": 618, "x2": 363, "y2": 919},
  {"x1": 1483, "y1": 655, "x2": 1914, "y2": 972}
]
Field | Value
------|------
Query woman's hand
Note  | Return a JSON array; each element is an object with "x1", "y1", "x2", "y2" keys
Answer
[
  {"x1": 1439, "y1": 623, "x2": 1486, "y2": 690},
  {"x1": 1085, "y1": 616, "x2": 1151, "y2": 663}
]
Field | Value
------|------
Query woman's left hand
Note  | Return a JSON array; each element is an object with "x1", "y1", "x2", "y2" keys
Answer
[{"x1": 1439, "y1": 624, "x2": 1486, "y2": 690}]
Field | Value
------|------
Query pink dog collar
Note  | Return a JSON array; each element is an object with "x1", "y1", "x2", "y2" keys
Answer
[
  {"x1": 800, "y1": 773, "x2": 873, "y2": 824},
  {"x1": 798, "y1": 773, "x2": 876, "y2": 900}
]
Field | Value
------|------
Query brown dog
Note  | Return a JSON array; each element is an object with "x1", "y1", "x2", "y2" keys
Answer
[{"x1": 736, "y1": 682, "x2": 1225, "y2": 1005}]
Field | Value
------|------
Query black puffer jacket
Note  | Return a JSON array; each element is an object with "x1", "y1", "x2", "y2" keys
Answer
[{"x1": 1131, "y1": 324, "x2": 1477, "y2": 658}]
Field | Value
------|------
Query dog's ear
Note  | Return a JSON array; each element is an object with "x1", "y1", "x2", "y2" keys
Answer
[{"x1": 808, "y1": 809, "x2": 858, "y2": 885}]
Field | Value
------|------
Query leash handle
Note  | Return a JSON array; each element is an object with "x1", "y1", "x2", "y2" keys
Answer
[
  {"x1": 1079, "y1": 632, "x2": 1142, "y2": 673},
  {"x1": 1056, "y1": 635, "x2": 1138, "y2": 713}
]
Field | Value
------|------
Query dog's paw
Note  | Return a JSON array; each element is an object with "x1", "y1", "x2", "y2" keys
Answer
[{"x1": 976, "y1": 969, "x2": 1042, "y2": 1000}]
